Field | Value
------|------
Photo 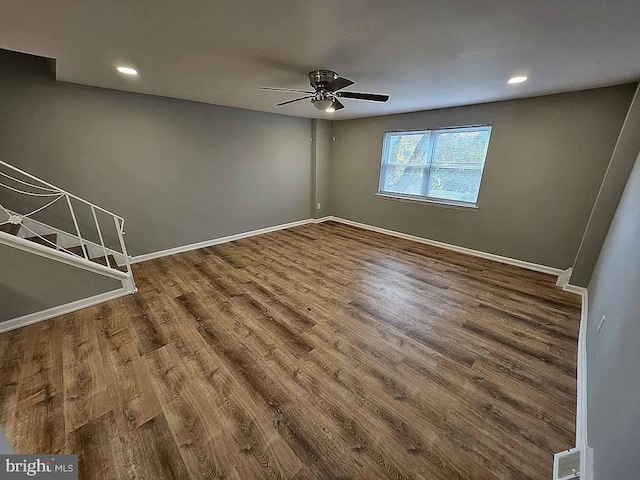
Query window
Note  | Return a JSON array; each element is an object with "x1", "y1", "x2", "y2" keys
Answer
[{"x1": 378, "y1": 125, "x2": 492, "y2": 207}]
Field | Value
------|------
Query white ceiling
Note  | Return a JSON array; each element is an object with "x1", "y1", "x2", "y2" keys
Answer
[{"x1": 1, "y1": 0, "x2": 639, "y2": 119}]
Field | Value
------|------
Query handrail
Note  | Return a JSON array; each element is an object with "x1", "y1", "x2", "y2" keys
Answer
[
  {"x1": 0, "y1": 229, "x2": 130, "y2": 281},
  {"x1": 0, "y1": 160, "x2": 124, "y2": 223},
  {"x1": 0, "y1": 171, "x2": 60, "y2": 192},
  {"x1": 0, "y1": 159, "x2": 135, "y2": 292},
  {"x1": 0, "y1": 182, "x2": 62, "y2": 197}
]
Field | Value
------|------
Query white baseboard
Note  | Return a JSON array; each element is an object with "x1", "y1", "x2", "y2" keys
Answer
[
  {"x1": 582, "y1": 445, "x2": 594, "y2": 480},
  {"x1": 0, "y1": 287, "x2": 132, "y2": 333},
  {"x1": 556, "y1": 267, "x2": 573, "y2": 287},
  {"x1": 323, "y1": 216, "x2": 566, "y2": 276},
  {"x1": 563, "y1": 283, "x2": 592, "y2": 479},
  {"x1": 131, "y1": 218, "x2": 315, "y2": 264},
  {"x1": 564, "y1": 284, "x2": 589, "y2": 447},
  {"x1": 130, "y1": 215, "x2": 566, "y2": 278}
]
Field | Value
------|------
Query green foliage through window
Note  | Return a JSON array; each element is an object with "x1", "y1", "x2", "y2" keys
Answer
[{"x1": 379, "y1": 126, "x2": 491, "y2": 205}]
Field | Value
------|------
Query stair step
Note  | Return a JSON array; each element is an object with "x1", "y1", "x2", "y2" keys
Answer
[
  {"x1": 66, "y1": 246, "x2": 125, "y2": 271},
  {"x1": 66, "y1": 245, "x2": 87, "y2": 258},
  {"x1": 91, "y1": 254, "x2": 120, "y2": 269},
  {"x1": 0, "y1": 223, "x2": 21, "y2": 235},
  {"x1": 6, "y1": 229, "x2": 127, "y2": 272},
  {"x1": 25, "y1": 233, "x2": 58, "y2": 248}
]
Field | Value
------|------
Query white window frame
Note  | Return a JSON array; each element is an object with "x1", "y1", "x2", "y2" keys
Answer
[{"x1": 377, "y1": 125, "x2": 492, "y2": 208}]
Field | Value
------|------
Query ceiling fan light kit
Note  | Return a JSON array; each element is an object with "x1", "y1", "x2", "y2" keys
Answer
[
  {"x1": 313, "y1": 98, "x2": 334, "y2": 111},
  {"x1": 260, "y1": 69, "x2": 389, "y2": 113},
  {"x1": 311, "y1": 89, "x2": 335, "y2": 111}
]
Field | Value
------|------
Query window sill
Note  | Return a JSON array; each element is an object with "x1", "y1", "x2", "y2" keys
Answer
[{"x1": 375, "y1": 193, "x2": 479, "y2": 211}]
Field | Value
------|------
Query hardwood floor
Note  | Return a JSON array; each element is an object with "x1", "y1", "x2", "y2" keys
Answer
[{"x1": 0, "y1": 221, "x2": 581, "y2": 479}]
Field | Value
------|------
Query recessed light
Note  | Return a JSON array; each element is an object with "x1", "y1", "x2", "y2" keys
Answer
[
  {"x1": 508, "y1": 76, "x2": 528, "y2": 84},
  {"x1": 116, "y1": 66, "x2": 138, "y2": 76}
]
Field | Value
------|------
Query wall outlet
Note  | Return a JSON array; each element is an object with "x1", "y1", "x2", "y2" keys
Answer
[{"x1": 316, "y1": 202, "x2": 321, "y2": 210}]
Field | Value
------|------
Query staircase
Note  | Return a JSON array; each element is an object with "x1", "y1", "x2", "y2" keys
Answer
[
  {"x1": 0, "y1": 223, "x2": 127, "y2": 272},
  {"x1": 0, "y1": 159, "x2": 136, "y2": 327}
]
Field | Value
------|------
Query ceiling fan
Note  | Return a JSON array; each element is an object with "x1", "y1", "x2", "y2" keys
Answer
[{"x1": 260, "y1": 70, "x2": 389, "y2": 112}]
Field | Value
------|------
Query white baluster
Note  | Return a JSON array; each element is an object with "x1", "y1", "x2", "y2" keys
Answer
[
  {"x1": 65, "y1": 194, "x2": 88, "y2": 260},
  {"x1": 92, "y1": 205, "x2": 111, "y2": 269}
]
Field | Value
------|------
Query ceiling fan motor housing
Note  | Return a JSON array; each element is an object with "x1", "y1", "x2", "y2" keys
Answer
[{"x1": 308, "y1": 70, "x2": 339, "y2": 90}]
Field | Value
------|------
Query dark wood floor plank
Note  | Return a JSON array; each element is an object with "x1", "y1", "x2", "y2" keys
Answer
[
  {"x1": 123, "y1": 294, "x2": 168, "y2": 356},
  {"x1": 144, "y1": 344, "x2": 231, "y2": 479},
  {"x1": 172, "y1": 291, "x2": 365, "y2": 479},
  {"x1": 94, "y1": 301, "x2": 162, "y2": 432},
  {"x1": 11, "y1": 320, "x2": 65, "y2": 454},
  {"x1": 118, "y1": 413, "x2": 191, "y2": 480},
  {"x1": 182, "y1": 345, "x2": 305, "y2": 479},
  {"x1": 0, "y1": 330, "x2": 26, "y2": 439},
  {"x1": 0, "y1": 222, "x2": 579, "y2": 479},
  {"x1": 65, "y1": 411, "x2": 126, "y2": 480},
  {"x1": 61, "y1": 312, "x2": 112, "y2": 435}
]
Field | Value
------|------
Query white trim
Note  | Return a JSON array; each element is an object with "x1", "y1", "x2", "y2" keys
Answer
[
  {"x1": 374, "y1": 193, "x2": 479, "y2": 211},
  {"x1": 564, "y1": 284, "x2": 589, "y2": 448},
  {"x1": 0, "y1": 231, "x2": 129, "y2": 281},
  {"x1": 131, "y1": 218, "x2": 315, "y2": 264},
  {"x1": 130, "y1": 215, "x2": 566, "y2": 276},
  {"x1": 562, "y1": 283, "x2": 592, "y2": 480},
  {"x1": 581, "y1": 445, "x2": 594, "y2": 480},
  {"x1": 0, "y1": 287, "x2": 131, "y2": 333},
  {"x1": 563, "y1": 283, "x2": 587, "y2": 297},
  {"x1": 556, "y1": 267, "x2": 573, "y2": 287},
  {"x1": 323, "y1": 216, "x2": 565, "y2": 276}
]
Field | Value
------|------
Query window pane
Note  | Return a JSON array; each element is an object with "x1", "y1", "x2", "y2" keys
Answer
[
  {"x1": 381, "y1": 165, "x2": 425, "y2": 196},
  {"x1": 426, "y1": 167, "x2": 483, "y2": 204},
  {"x1": 425, "y1": 128, "x2": 491, "y2": 204},
  {"x1": 432, "y1": 129, "x2": 491, "y2": 164},
  {"x1": 385, "y1": 132, "x2": 430, "y2": 166},
  {"x1": 379, "y1": 126, "x2": 491, "y2": 206}
]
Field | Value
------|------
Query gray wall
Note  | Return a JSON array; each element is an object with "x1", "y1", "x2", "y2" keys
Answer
[
  {"x1": 0, "y1": 49, "x2": 311, "y2": 257},
  {"x1": 572, "y1": 85, "x2": 640, "y2": 286},
  {"x1": 311, "y1": 119, "x2": 333, "y2": 219},
  {"x1": 0, "y1": 244, "x2": 121, "y2": 322},
  {"x1": 585, "y1": 151, "x2": 640, "y2": 479},
  {"x1": 0, "y1": 428, "x2": 13, "y2": 454},
  {"x1": 329, "y1": 85, "x2": 636, "y2": 269}
]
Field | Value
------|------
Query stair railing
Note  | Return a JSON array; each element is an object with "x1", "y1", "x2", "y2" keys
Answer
[{"x1": 0, "y1": 159, "x2": 134, "y2": 288}]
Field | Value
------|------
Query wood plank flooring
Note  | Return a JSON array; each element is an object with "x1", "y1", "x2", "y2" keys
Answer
[{"x1": 0, "y1": 221, "x2": 581, "y2": 479}]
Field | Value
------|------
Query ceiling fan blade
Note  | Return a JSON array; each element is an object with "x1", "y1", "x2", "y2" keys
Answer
[
  {"x1": 332, "y1": 99, "x2": 345, "y2": 111},
  {"x1": 337, "y1": 91, "x2": 390, "y2": 102},
  {"x1": 260, "y1": 87, "x2": 314, "y2": 94},
  {"x1": 325, "y1": 77, "x2": 354, "y2": 92},
  {"x1": 274, "y1": 95, "x2": 314, "y2": 106}
]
